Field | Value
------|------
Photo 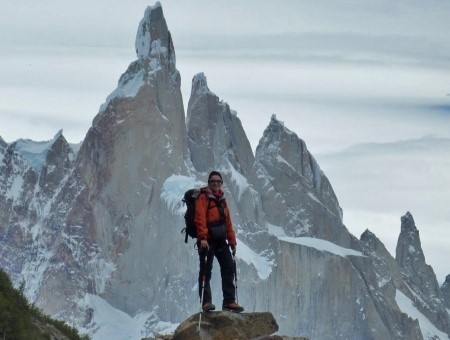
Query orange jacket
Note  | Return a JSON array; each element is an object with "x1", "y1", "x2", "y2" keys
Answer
[{"x1": 195, "y1": 190, "x2": 236, "y2": 245}]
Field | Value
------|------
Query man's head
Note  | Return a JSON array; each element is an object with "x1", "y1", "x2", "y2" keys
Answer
[{"x1": 208, "y1": 171, "x2": 223, "y2": 191}]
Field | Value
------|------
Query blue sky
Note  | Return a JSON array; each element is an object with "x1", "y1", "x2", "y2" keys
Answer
[{"x1": 1, "y1": 0, "x2": 449, "y2": 283}]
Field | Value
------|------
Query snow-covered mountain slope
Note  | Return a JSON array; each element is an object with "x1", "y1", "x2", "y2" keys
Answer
[{"x1": 1, "y1": 3, "x2": 449, "y2": 340}]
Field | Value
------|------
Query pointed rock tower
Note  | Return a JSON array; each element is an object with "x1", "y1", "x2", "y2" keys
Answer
[
  {"x1": 255, "y1": 115, "x2": 351, "y2": 246},
  {"x1": 186, "y1": 72, "x2": 264, "y2": 228},
  {"x1": 187, "y1": 73, "x2": 255, "y2": 175},
  {"x1": 38, "y1": 131, "x2": 73, "y2": 199},
  {"x1": 395, "y1": 212, "x2": 450, "y2": 334},
  {"x1": 32, "y1": 2, "x2": 192, "y2": 322},
  {"x1": 360, "y1": 229, "x2": 403, "y2": 291}
]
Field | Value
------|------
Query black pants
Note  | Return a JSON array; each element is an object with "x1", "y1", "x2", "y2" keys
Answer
[{"x1": 198, "y1": 241, "x2": 236, "y2": 306}]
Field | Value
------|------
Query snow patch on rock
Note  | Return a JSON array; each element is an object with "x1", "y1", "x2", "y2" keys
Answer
[
  {"x1": 279, "y1": 236, "x2": 365, "y2": 258},
  {"x1": 161, "y1": 175, "x2": 205, "y2": 215},
  {"x1": 5, "y1": 174, "x2": 24, "y2": 201},
  {"x1": 395, "y1": 290, "x2": 449, "y2": 340},
  {"x1": 14, "y1": 130, "x2": 63, "y2": 172},
  {"x1": 99, "y1": 68, "x2": 145, "y2": 113},
  {"x1": 227, "y1": 163, "x2": 250, "y2": 201},
  {"x1": 236, "y1": 238, "x2": 273, "y2": 280},
  {"x1": 79, "y1": 293, "x2": 178, "y2": 340}
]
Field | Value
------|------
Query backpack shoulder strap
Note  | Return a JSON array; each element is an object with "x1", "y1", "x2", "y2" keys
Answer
[{"x1": 215, "y1": 197, "x2": 227, "y2": 222}]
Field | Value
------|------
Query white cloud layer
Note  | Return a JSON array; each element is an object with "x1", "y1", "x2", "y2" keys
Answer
[{"x1": 317, "y1": 136, "x2": 450, "y2": 283}]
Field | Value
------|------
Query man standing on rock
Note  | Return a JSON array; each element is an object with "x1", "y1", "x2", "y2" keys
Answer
[{"x1": 195, "y1": 171, "x2": 244, "y2": 313}]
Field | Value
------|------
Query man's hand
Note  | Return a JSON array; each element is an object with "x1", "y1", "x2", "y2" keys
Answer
[
  {"x1": 200, "y1": 239, "x2": 209, "y2": 251},
  {"x1": 230, "y1": 244, "x2": 236, "y2": 256}
]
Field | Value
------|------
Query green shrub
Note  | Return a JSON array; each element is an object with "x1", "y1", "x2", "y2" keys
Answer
[{"x1": 0, "y1": 268, "x2": 89, "y2": 340}]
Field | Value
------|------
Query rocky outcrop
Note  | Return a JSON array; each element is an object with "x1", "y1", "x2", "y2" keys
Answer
[{"x1": 150, "y1": 312, "x2": 308, "y2": 340}]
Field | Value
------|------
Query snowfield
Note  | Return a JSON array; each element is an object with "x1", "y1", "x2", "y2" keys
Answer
[{"x1": 79, "y1": 294, "x2": 178, "y2": 340}]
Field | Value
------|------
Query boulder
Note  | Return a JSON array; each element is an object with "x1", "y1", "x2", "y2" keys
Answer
[{"x1": 149, "y1": 311, "x2": 308, "y2": 340}]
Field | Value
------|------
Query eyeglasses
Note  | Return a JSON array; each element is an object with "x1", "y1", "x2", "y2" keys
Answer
[{"x1": 208, "y1": 180, "x2": 223, "y2": 184}]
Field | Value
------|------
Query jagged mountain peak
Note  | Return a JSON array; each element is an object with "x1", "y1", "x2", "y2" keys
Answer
[
  {"x1": 265, "y1": 114, "x2": 291, "y2": 135},
  {"x1": 0, "y1": 135, "x2": 6, "y2": 148},
  {"x1": 0, "y1": 136, "x2": 6, "y2": 160},
  {"x1": 396, "y1": 211, "x2": 424, "y2": 264},
  {"x1": 360, "y1": 228, "x2": 388, "y2": 254},
  {"x1": 441, "y1": 274, "x2": 450, "y2": 309},
  {"x1": 269, "y1": 113, "x2": 284, "y2": 125},
  {"x1": 12, "y1": 130, "x2": 68, "y2": 173},
  {"x1": 360, "y1": 228, "x2": 388, "y2": 253},
  {"x1": 401, "y1": 211, "x2": 417, "y2": 232},
  {"x1": 256, "y1": 114, "x2": 323, "y2": 192},
  {"x1": 100, "y1": 2, "x2": 178, "y2": 113},
  {"x1": 190, "y1": 72, "x2": 212, "y2": 97},
  {"x1": 135, "y1": 2, "x2": 174, "y2": 63},
  {"x1": 53, "y1": 129, "x2": 63, "y2": 139},
  {"x1": 254, "y1": 114, "x2": 345, "y2": 241},
  {"x1": 441, "y1": 274, "x2": 450, "y2": 289},
  {"x1": 444, "y1": 274, "x2": 450, "y2": 285},
  {"x1": 361, "y1": 228, "x2": 376, "y2": 240},
  {"x1": 43, "y1": 131, "x2": 71, "y2": 160},
  {"x1": 187, "y1": 72, "x2": 254, "y2": 174},
  {"x1": 360, "y1": 229, "x2": 392, "y2": 257},
  {"x1": 360, "y1": 227, "x2": 404, "y2": 290},
  {"x1": 360, "y1": 229, "x2": 384, "y2": 255},
  {"x1": 258, "y1": 114, "x2": 305, "y2": 152}
]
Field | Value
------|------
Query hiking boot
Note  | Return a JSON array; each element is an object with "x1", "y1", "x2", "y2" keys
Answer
[
  {"x1": 222, "y1": 302, "x2": 244, "y2": 313},
  {"x1": 202, "y1": 302, "x2": 216, "y2": 312}
]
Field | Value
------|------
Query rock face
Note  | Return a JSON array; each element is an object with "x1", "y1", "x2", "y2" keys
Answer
[
  {"x1": 441, "y1": 275, "x2": 450, "y2": 309},
  {"x1": 0, "y1": 131, "x2": 74, "y2": 290},
  {"x1": 1, "y1": 3, "x2": 450, "y2": 340}
]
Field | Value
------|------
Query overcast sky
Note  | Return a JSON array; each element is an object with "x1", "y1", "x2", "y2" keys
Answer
[{"x1": 1, "y1": 0, "x2": 449, "y2": 283}]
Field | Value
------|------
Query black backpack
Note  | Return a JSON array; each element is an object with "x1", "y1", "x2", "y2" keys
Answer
[
  {"x1": 182, "y1": 188, "x2": 228, "y2": 244},
  {"x1": 182, "y1": 188, "x2": 205, "y2": 243}
]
